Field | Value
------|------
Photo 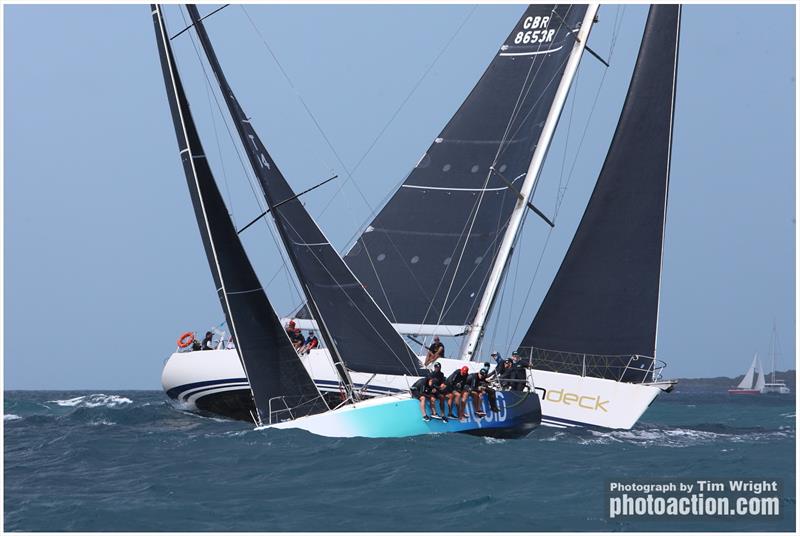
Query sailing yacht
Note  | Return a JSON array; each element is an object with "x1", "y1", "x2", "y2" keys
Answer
[
  {"x1": 761, "y1": 325, "x2": 791, "y2": 395},
  {"x1": 162, "y1": 4, "x2": 681, "y2": 430},
  {"x1": 728, "y1": 354, "x2": 766, "y2": 396},
  {"x1": 152, "y1": 3, "x2": 541, "y2": 438}
]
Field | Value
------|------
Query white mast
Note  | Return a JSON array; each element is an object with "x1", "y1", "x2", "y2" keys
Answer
[{"x1": 460, "y1": 4, "x2": 600, "y2": 360}]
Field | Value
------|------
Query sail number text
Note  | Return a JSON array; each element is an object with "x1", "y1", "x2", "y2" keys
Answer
[{"x1": 514, "y1": 16, "x2": 555, "y2": 45}]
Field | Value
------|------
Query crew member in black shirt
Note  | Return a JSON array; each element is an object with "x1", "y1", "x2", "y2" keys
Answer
[
  {"x1": 424, "y1": 336, "x2": 445, "y2": 366},
  {"x1": 428, "y1": 362, "x2": 449, "y2": 422},
  {"x1": 466, "y1": 366, "x2": 499, "y2": 417},
  {"x1": 446, "y1": 365, "x2": 471, "y2": 420}
]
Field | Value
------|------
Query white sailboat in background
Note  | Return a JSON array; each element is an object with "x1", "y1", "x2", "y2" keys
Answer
[{"x1": 728, "y1": 354, "x2": 766, "y2": 395}]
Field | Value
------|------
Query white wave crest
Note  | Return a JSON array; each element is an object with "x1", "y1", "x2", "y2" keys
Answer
[
  {"x1": 4, "y1": 414, "x2": 22, "y2": 421},
  {"x1": 579, "y1": 426, "x2": 794, "y2": 448},
  {"x1": 47, "y1": 394, "x2": 133, "y2": 408},
  {"x1": 88, "y1": 419, "x2": 116, "y2": 426}
]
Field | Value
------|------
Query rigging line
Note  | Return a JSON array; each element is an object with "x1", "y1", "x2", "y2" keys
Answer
[
  {"x1": 315, "y1": 4, "x2": 480, "y2": 219},
  {"x1": 313, "y1": 5, "x2": 482, "y2": 321},
  {"x1": 272, "y1": 211, "x2": 419, "y2": 374},
  {"x1": 239, "y1": 7, "x2": 353, "y2": 191},
  {"x1": 503, "y1": 212, "x2": 525, "y2": 349},
  {"x1": 178, "y1": 5, "x2": 306, "y2": 309},
  {"x1": 508, "y1": 11, "x2": 623, "y2": 347},
  {"x1": 416, "y1": 179, "x2": 494, "y2": 329},
  {"x1": 170, "y1": 4, "x2": 230, "y2": 40},
  {"x1": 202, "y1": 55, "x2": 235, "y2": 221},
  {"x1": 439, "y1": 218, "x2": 510, "y2": 324},
  {"x1": 487, "y1": 235, "x2": 509, "y2": 355},
  {"x1": 495, "y1": 52, "x2": 571, "y2": 165},
  {"x1": 433, "y1": 160, "x2": 499, "y2": 328},
  {"x1": 555, "y1": 62, "x2": 581, "y2": 214},
  {"x1": 338, "y1": 170, "x2": 411, "y2": 253},
  {"x1": 358, "y1": 238, "x2": 399, "y2": 323}
]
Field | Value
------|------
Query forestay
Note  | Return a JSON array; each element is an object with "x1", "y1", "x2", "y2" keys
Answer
[
  {"x1": 519, "y1": 5, "x2": 681, "y2": 382},
  {"x1": 151, "y1": 4, "x2": 328, "y2": 424},
  {"x1": 187, "y1": 5, "x2": 423, "y2": 379}
]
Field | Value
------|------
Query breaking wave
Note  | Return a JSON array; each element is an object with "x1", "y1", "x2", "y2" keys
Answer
[
  {"x1": 47, "y1": 394, "x2": 133, "y2": 408},
  {"x1": 5, "y1": 414, "x2": 22, "y2": 421},
  {"x1": 573, "y1": 423, "x2": 795, "y2": 448}
]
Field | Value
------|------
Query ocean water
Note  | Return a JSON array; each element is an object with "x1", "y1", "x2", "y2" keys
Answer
[{"x1": 4, "y1": 389, "x2": 795, "y2": 532}]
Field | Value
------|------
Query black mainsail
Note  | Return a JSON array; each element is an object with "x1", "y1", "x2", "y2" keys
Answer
[
  {"x1": 518, "y1": 5, "x2": 681, "y2": 382},
  {"x1": 152, "y1": 4, "x2": 328, "y2": 423},
  {"x1": 186, "y1": 5, "x2": 424, "y2": 382},
  {"x1": 335, "y1": 5, "x2": 590, "y2": 337}
]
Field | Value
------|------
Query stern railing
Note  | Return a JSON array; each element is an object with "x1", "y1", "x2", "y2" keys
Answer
[{"x1": 517, "y1": 347, "x2": 667, "y2": 384}]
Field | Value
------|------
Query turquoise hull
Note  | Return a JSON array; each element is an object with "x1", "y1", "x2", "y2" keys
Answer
[{"x1": 269, "y1": 390, "x2": 541, "y2": 438}]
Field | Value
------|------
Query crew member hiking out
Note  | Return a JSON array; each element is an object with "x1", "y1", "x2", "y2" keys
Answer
[
  {"x1": 446, "y1": 365, "x2": 471, "y2": 420},
  {"x1": 466, "y1": 364, "x2": 499, "y2": 417},
  {"x1": 410, "y1": 374, "x2": 438, "y2": 422},
  {"x1": 429, "y1": 362, "x2": 449, "y2": 422}
]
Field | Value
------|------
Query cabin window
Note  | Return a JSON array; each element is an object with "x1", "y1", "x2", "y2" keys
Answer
[
  {"x1": 470, "y1": 165, "x2": 480, "y2": 173},
  {"x1": 376, "y1": 253, "x2": 386, "y2": 262},
  {"x1": 410, "y1": 256, "x2": 420, "y2": 264}
]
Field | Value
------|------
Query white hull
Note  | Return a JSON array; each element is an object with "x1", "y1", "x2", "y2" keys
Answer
[{"x1": 162, "y1": 348, "x2": 663, "y2": 430}]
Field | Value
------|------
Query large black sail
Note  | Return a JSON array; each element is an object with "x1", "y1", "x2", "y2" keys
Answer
[
  {"x1": 338, "y1": 5, "x2": 588, "y2": 334},
  {"x1": 187, "y1": 5, "x2": 423, "y2": 379},
  {"x1": 152, "y1": 4, "x2": 327, "y2": 423},
  {"x1": 518, "y1": 5, "x2": 681, "y2": 381}
]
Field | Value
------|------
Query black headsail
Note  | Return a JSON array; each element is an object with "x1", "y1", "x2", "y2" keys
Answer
[
  {"x1": 151, "y1": 4, "x2": 328, "y2": 423},
  {"x1": 333, "y1": 5, "x2": 589, "y2": 336},
  {"x1": 186, "y1": 5, "x2": 424, "y2": 383},
  {"x1": 518, "y1": 5, "x2": 681, "y2": 382}
]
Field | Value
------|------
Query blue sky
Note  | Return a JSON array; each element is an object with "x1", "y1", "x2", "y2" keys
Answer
[{"x1": 4, "y1": 4, "x2": 796, "y2": 389}]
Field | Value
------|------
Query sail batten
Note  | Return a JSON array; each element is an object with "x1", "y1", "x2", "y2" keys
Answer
[
  {"x1": 519, "y1": 5, "x2": 682, "y2": 382},
  {"x1": 187, "y1": 4, "x2": 423, "y2": 380},
  {"x1": 152, "y1": 4, "x2": 327, "y2": 424}
]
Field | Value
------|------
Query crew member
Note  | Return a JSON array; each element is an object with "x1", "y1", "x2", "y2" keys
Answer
[
  {"x1": 285, "y1": 320, "x2": 296, "y2": 340},
  {"x1": 201, "y1": 331, "x2": 214, "y2": 351},
  {"x1": 424, "y1": 336, "x2": 445, "y2": 366},
  {"x1": 446, "y1": 365, "x2": 471, "y2": 420},
  {"x1": 292, "y1": 328, "x2": 305, "y2": 350},
  {"x1": 466, "y1": 365, "x2": 499, "y2": 416},
  {"x1": 422, "y1": 377, "x2": 442, "y2": 421},
  {"x1": 429, "y1": 363, "x2": 449, "y2": 421},
  {"x1": 299, "y1": 332, "x2": 319, "y2": 354},
  {"x1": 506, "y1": 351, "x2": 528, "y2": 391},
  {"x1": 410, "y1": 374, "x2": 437, "y2": 422}
]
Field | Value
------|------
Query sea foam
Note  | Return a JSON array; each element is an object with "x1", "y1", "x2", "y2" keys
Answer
[{"x1": 47, "y1": 394, "x2": 133, "y2": 408}]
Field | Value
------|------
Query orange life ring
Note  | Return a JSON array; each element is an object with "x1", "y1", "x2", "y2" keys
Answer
[{"x1": 177, "y1": 332, "x2": 194, "y2": 348}]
